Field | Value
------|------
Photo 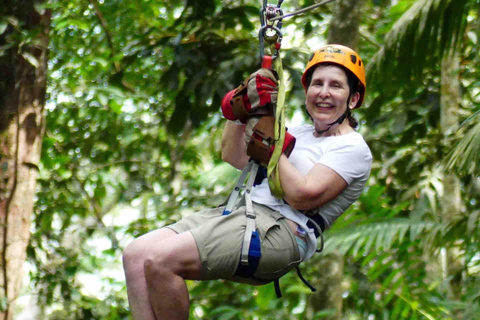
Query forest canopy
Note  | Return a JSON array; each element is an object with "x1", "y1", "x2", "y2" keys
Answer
[{"x1": 0, "y1": 0, "x2": 478, "y2": 319}]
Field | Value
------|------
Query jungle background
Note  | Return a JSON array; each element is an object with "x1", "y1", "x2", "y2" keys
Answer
[{"x1": 1, "y1": 0, "x2": 479, "y2": 319}]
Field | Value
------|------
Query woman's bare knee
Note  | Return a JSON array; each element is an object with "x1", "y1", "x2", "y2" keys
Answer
[
  {"x1": 123, "y1": 228, "x2": 178, "y2": 272},
  {"x1": 143, "y1": 232, "x2": 202, "y2": 280},
  {"x1": 143, "y1": 245, "x2": 181, "y2": 281},
  {"x1": 143, "y1": 255, "x2": 170, "y2": 282}
]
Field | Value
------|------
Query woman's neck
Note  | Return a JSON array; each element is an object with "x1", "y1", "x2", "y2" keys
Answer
[{"x1": 313, "y1": 120, "x2": 354, "y2": 137}]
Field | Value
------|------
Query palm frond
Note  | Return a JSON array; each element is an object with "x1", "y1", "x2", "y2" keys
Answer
[
  {"x1": 444, "y1": 111, "x2": 480, "y2": 175},
  {"x1": 322, "y1": 218, "x2": 450, "y2": 319},
  {"x1": 322, "y1": 217, "x2": 467, "y2": 319},
  {"x1": 323, "y1": 218, "x2": 443, "y2": 256},
  {"x1": 367, "y1": 0, "x2": 469, "y2": 97}
]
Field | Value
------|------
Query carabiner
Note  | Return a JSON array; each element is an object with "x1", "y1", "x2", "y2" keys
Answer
[
  {"x1": 259, "y1": 0, "x2": 284, "y2": 68},
  {"x1": 259, "y1": 25, "x2": 282, "y2": 55}
]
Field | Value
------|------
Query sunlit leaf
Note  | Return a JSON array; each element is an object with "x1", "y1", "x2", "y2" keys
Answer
[{"x1": 22, "y1": 52, "x2": 39, "y2": 67}]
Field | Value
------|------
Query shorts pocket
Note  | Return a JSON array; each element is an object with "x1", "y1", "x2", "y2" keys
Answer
[
  {"x1": 255, "y1": 209, "x2": 281, "y2": 243},
  {"x1": 254, "y1": 215, "x2": 301, "y2": 281},
  {"x1": 254, "y1": 248, "x2": 301, "y2": 281}
]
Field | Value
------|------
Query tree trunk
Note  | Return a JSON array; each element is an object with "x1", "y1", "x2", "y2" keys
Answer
[
  {"x1": 306, "y1": 253, "x2": 344, "y2": 320},
  {"x1": 440, "y1": 51, "x2": 464, "y2": 315},
  {"x1": 0, "y1": 1, "x2": 50, "y2": 319},
  {"x1": 328, "y1": 0, "x2": 366, "y2": 49},
  {"x1": 306, "y1": 1, "x2": 365, "y2": 319}
]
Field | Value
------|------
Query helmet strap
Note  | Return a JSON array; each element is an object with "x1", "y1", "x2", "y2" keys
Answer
[{"x1": 315, "y1": 112, "x2": 346, "y2": 135}]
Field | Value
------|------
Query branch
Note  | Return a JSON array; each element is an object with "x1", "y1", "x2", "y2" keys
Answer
[
  {"x1": 88, "y1": 0, "x2": 135, "y2": 92},
  {"x1": 87, "y1": 159, "x2": 167, "y2": 171},
  {"x1": 359, "y1": 27, "x2": 380, "y2": 49},
  {"x1": 168, "y1": 120, "x2": 193, "y2": 190},
  {"x1": 88, "y1": 0, "x2": 118, "y2": 71}
]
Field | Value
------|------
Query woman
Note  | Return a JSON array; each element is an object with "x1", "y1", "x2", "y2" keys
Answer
[{"x1": 122, "y1": 44, "x2": 372, "y2": 320}]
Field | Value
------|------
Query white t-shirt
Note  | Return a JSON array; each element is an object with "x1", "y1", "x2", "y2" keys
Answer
[{"x1": 251, "y1": 124, "x2": 373, "y2": 260}]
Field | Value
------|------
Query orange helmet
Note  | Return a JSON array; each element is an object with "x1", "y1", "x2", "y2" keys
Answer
[{"x1": 301, "y1": 44, "x2": 366, "y2": 108}]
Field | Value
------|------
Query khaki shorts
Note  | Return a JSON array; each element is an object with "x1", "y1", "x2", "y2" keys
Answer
[{"x1": 166, "y1": 202, "x2": 301, "y2": 284}]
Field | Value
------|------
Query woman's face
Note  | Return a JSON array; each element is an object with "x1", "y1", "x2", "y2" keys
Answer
[{"x1": 305, "y1": 65, "x2": 359, "y2": 129}]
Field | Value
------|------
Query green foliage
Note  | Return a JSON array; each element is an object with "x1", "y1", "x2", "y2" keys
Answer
[
  {"x1": 316, "y1": 184, "x2": 479, "y2": 319},
  {"x1": 9, "y1": 0, "x2": 478, "y2": 319},
  {"x1": 445, "y1": 111, "x2": 480, "y2": 175},
  {"x1": 367, "y1": 0, "x2": 470, "y2": 99}
]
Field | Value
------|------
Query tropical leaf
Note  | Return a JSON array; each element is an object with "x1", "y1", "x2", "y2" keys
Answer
[
  {"x1": 367, "y1": 0, "x2": 470, "y2": 97},
  {"x1": 10, "y1": 0, "x2": 478, "y2": 319},
  {"x1": 444, "y1": 111, "x2": 480, "y2": 175},
  {"x1": 323, "y1": 218, "x2": 442, "y2": 256}
]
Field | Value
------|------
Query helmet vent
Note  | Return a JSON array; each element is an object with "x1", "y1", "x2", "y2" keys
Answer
[{"x1": 350, "y1": 55, "x2": 357, "y2": 64}]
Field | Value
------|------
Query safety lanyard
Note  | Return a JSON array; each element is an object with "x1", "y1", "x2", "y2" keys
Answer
[
  {"x1": 267, "y1": 56, "x2": 286, "y2": 198},
  {"x1": 258, "y1": 1, "x2": 286, "y2": 199}
]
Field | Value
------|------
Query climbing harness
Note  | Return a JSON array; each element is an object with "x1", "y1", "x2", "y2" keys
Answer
[
  {"x1": 223, "y1": 160, "x2": 261, "y2": 270},
  {"x1": 223, "y1": 0, "x2": 335, "y2": 297}
]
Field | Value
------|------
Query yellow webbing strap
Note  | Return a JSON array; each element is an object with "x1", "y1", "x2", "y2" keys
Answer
[{"x1": 267, "y1": 55, "x2": 286, "y2": 198}]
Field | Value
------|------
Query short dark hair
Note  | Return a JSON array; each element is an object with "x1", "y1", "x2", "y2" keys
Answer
[{"x1": 305, "y1": 63, "x2": 359, "y2": 128}]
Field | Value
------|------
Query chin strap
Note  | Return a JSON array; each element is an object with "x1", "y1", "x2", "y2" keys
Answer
[{"x1": 315, "y1": 112, "x2": 347, "y2": 135}]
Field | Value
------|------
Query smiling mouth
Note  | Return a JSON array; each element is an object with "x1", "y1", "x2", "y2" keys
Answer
[{"x1": 315, "y1": 103, "x2": 334, "y2": 108}]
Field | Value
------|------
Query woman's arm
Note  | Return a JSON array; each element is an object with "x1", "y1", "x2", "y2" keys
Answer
[
  {"x1": 221, "y1": 121, "x2": 250, "y2": 170},
  {"x1": 278, "y1": 154, "x2": 348, "y2": 211}
]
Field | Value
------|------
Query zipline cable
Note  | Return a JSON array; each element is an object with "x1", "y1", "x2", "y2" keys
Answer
[{"x1": 269, "y1": 0, "x2": 336, "y2": 21}]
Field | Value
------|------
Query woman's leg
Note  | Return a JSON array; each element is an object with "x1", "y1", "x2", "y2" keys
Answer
[
  {"x1": 144, "y1": 231, "x2": 202, "y2": 320},
  {"x1": 123, "y1": 228, "x2": 201, "y2": 320},
  {"x1": 123, "y1": 228, "x2": 176, "y2": 320}
]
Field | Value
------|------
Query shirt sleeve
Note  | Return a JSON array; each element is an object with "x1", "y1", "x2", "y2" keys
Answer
[{"x1": 316, "y1": 137, "x2": 372, "y2": 185}]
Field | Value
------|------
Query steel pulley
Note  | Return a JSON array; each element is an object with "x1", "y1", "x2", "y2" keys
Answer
[{"x1": 258, "y1": 0, "x2": 336, "y2": 68}]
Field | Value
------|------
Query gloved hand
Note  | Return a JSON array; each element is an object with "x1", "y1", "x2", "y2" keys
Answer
[
  {"x1": 244, "y1": 116, "x2": 295, "y2": 166},
  {"x1": 221, "y1": 69, "x2": 278, "y2": 123}
]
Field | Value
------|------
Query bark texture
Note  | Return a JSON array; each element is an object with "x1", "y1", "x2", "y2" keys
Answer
[
  {"x1": 306, "y1": 253, "x2": 344, "y2": 320},
  {"x1": 0, "y1": 1, "x2": 50, "y2": 319},
  {"x1": 328, "y1": 0, "x2": 366, "y2": 49}
]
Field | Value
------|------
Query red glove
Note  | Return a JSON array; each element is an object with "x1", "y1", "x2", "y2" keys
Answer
[
  {"x1": 245, "y1": 116, "x2": 295, "y2": 166},
  {"x1": 221, "y1": 89, "x2": 237, "y2": 121},
  {"x1": 221, "y1": 69, "x2": 278, "y2": 123}
]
